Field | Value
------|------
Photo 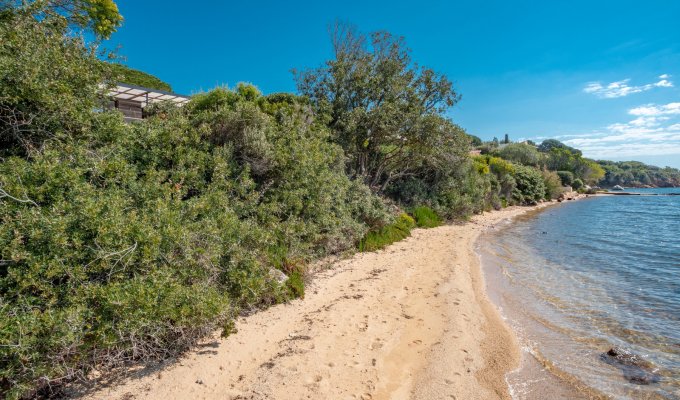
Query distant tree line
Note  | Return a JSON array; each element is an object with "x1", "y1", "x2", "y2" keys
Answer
[
  {"x1": 476, "y1": 138, "x2": 680, "y2": 188},
  {"x1": 597, "y1": 160, "x2": 680, "y2": 187}
]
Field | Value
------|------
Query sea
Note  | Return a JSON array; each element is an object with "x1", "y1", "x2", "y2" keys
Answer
[{"x1": 478, "y1": 188, "x2": 680, "y2": 400}]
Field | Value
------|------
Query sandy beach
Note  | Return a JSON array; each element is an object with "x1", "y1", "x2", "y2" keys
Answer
[{"x1": 84, "y1": 203, "x2": 559, "y2": 400}]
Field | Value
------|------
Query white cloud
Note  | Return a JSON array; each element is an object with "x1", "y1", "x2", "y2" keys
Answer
[
  {"x1": 561, "y1": 101, "x2": 680, "y2": 158},
  {"x1": 629, "y1": 102, "x2": 680, "y2": 116},
  {"x1": 583, "y1": 75, "x2": 674, "y2": 98}
]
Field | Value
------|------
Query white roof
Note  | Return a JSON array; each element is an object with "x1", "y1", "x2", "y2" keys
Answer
[{"x1": 106, "y1": 83, "x2": 190, "y2": 106}]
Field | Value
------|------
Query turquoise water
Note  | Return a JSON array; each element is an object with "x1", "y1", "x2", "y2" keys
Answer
[{"x1": 479, "y1": 189, "x2": 680, "y2": 400}]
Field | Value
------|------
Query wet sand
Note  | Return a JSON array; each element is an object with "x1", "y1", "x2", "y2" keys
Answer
[{"x1": 84, "y1": 203, "x2": 559, "y2": 400}]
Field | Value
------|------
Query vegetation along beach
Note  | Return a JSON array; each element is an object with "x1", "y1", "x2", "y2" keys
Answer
[{"x1": 1, "y1": 1, "x2": 679, "y2": 399}]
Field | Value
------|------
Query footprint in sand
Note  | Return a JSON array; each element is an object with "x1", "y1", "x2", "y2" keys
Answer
[{"x1": 370, "y1": 340, "x2": 383, "y2": 350}]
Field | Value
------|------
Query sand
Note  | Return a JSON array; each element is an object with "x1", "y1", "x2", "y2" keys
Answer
[{"x1": 84, "y1": 203, "x2": 558, "y2": 400}]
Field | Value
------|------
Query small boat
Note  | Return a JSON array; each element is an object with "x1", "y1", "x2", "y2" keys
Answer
[{"x1": 611, "y1": 185, "x2": 624, "y2": 191}]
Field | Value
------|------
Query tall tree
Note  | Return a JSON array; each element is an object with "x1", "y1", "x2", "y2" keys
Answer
[
  {"x1": 295, "y1": 23, "x2": 466, "y2": 192},
  {"x1": 3, "y1": 0, "x2": 123, "y2": 38},
  {"x1": 0, "y1": 3, "x2": 108, "y2": 155}
]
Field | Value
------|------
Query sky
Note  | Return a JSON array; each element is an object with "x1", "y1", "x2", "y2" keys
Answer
[{"x1": 105, "y1": 0, "x2": 680, "y2": 168}]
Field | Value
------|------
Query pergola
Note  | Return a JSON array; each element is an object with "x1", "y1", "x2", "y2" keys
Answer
[
  {"x1": 107, "y1": 83, "x2": 190, "y2": 106},
  {"x1": 105, "y1": 83, "x2": 190, "y2": 121}
]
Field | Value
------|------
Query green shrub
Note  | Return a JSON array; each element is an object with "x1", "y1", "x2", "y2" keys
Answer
[
  {"x1": 572, "y1": 178, "x2": 584, "y2": 190},
  {"x1": 556, "y1": 170, "x2": 574, "y2": 186},
  {"x1": 511, "y1": 165, "x2": 547, "y2": 205},
  {"x1": 106, "y1": 63, "x2": 172, "y2": 91},
  {"x1": 0, "y1": 7, "x2": 105, "y2": 156},
  {"x1": 411, "y1": 206, "x2": 442, "y2": 228},
  {"x1": 542, "y1": 170, "x2": 563, "y2": 200},
  {"x1": 498, "y1": 143, "x2": 544, "y2": 167},
  {"x1": 358, "y1": 213, "x2": 416, "y2": 252},
  {"x1": 285, "y1": 270, "x2": 305, "y2": 299},
  {"x1": 0, "y1": 86, "x2": 391, "y2": 398}
]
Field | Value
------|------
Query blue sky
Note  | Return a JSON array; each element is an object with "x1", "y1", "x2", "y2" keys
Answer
[{"x1": 106, "y1": 0, "x2": 680, "y2": 168}]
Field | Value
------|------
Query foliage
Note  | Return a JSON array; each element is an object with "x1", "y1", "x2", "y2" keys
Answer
[
  {"x1": 0, "y1": 85, "x2": 391, "y2": 398},
  {"x1": 358, "y1": 213, "x2": 415, "y2": 252},
  {"x1": 6, "y1": 0, "x2": 123, "y2": 39},
  {"x1": 295, "y1": 23, "x2": 466, "y2": 193},
  {"x1": 473, "y1": 156, "x2": 515, "y2": 208},
  {"x1": 542, "y1": 170, "x2": 563, "y2": 200},
  {"x1": 538, "y1": 138, "x2": 581, "y2": 155},
  {"x1": 106, "y1": 63, "x2": 173, "y2": 91},
  {"x1": 511, "y1": 165, "x2": 546, "y2": 205},
  {"x1": 544, "y1": 145, "x2": 604, "y2": 185},
  {"x1": 0, "y1": 6, "x2": 106, "y2": 155},
  {"x1": 487, "y1": 156, "x2": 515, "y2": 176},
  {"x1": 581, "y1": 159, "x2": 605, "y2": 184},
  {"x1": 285, "y1": 270, "x2": 305, "y2": 299},
  {"x1": 5, "y1": 7, "x2": 679, "y2": 398},
  {"x1": 467, "y1": 134, "x2": 482, "y2": 147},
  {"x1": 556, "y1": 170, "x2": 574, "y2": 186},
  {"x1": 410, "y1": 206, "x2": 441, "y2": 228},
  {"x1": 498, "y1": 143, "x2": 543, "y2": 167},
  {"x1": 597, "y1": 160, "x2": 680, "y2": 188},
  {"x1": 572, "y1": 178, "x2": 584, "y2": 190}
]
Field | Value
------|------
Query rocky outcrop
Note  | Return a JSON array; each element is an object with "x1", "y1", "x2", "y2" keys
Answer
[
  {"x1": 268, "y1": 268, "x2": 288, "y2": 284},
  {"x1": 600, "y1": 347, "x2": 661, "y2": 385},
  {"x1": 557, "y1": 191, "x2": 580, "y2": 202}
]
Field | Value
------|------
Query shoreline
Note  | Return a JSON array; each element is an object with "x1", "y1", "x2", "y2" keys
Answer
[
  {"x1": 477, "y1": 201, "x2": 605, "y2": 400},
  {"x1": 82, "y1": 202, "x2": 564, "y2": 400}
]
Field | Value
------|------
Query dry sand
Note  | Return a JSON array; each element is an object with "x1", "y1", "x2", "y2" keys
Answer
[{"x1": 85, "y1": 203, "x2": 558, "y2": 400}]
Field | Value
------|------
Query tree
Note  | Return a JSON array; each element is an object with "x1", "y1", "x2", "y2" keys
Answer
[
  {"x1": 579, "y1": 159, "x2": 605, "y2": 185},
  {"x1": 468, "y1": 134, "x2": 482, "y2": 147},
  {"x1": 498, "y1": 143, "x2": 544, "y2": 167},
  {"x1": 538, "y1": 138, "x2": 581, "y2": 156},
  {"x1": 512, "y1": 165, "x2": 546, "y2": 204},
  {"x1": 572, "y1": 178, "x2": 584, "y2": 190},
  {"x1": 542, "y1": 170, "x2": 562, "y2": 199},
  {"x1": 107, "y1": 63, "x2": 172, "y2": 91},
  {"x1": 7, "y1": 0, "x2": 123, "y2": 38},
  {"x1": 0, "y1": 5, "x2": 107, "y2": 155},
  {"x1": 294, "y1": 23, "x2": 465, "y2": 192},
  {"x1": 556, "y1": 171, "x2": 574, "y2": 186}
]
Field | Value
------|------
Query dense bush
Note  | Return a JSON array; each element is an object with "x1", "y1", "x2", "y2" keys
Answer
[
  {"x1": 295, "y1": 24, "x2": 469, "y2": 197},
  {"x1": 411, "y1": 206, "x2": 442, "y2": 228},
  {"x1": 0, "y1": 6, "x2": 106, "y2": 155},
  {"x1": 542, "y1": 170, "x2": 563, "y2": 200},
  {"x1": 498, "y1": 143, "x2": 544, "y2": 167},
  {"x1": 556, "y1": 171, "x2": 574, "y2": 186},
  {"x1": 358, "y1": 213, "x2": 416, "y2": 252},
  {"x1": 106, "y1": 63, "x2": 173, "y2": 92},
  {"x1": 597, "y1": 160, "x2": 680, "y2": 188},
  {"x1": 572, "y1": 178, "x2": 584, "y2": 190},
  {"x1": 0, "y1": 85, "x2": 392, "y2": 398},
  {"x1": 511, "y1": 165, "x2": 546, "y2": 205}
]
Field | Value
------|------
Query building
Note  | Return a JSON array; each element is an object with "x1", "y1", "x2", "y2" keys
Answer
[{"x1": 106, "y1": 83, "x2": 190, "y2": 122}]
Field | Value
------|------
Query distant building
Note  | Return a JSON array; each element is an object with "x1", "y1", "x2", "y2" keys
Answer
[
  {"x1": 106, "y1": 83, "x2": 190, "y2": 122},
  {"x1": 469, "y1": 149, "x2": 482, "y2": 156}
]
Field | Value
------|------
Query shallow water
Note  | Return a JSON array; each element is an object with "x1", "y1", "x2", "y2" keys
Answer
[{"x1": 479, "y1": 189, "x2": 680, "y2": 400}]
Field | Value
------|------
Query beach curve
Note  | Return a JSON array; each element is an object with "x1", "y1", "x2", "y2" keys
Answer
[{"x1": 83, "y1": 203, "x2": 561, "y2": 400}]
